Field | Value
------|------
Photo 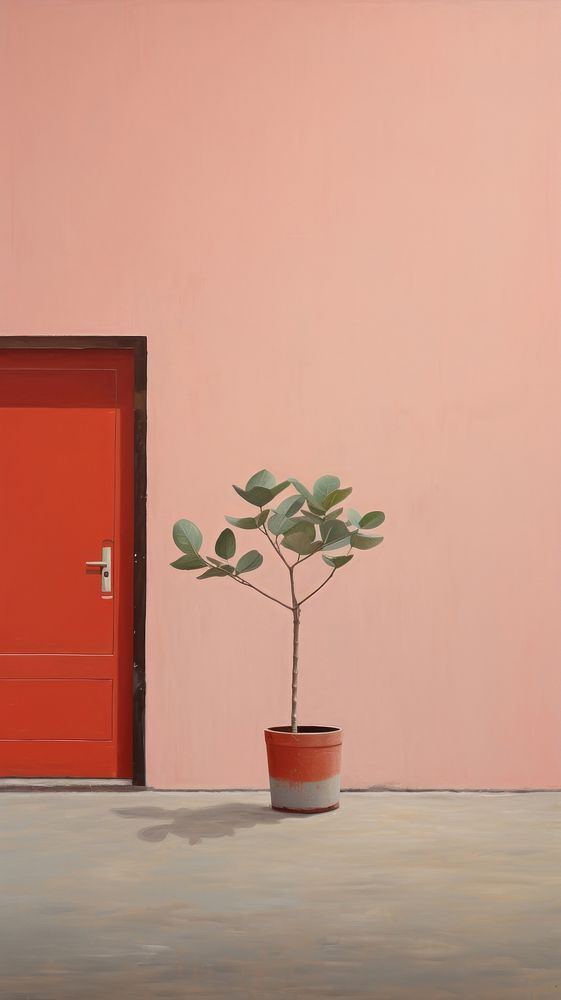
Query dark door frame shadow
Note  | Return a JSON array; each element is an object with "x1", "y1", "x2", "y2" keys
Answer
[{"x1": 112, "y1": 801, "x2": 310, "y2": 845}]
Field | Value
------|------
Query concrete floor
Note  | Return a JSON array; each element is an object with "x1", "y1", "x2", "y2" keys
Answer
[{"x1": 1, "y1": 792, "x2": 560, "y2": 999}]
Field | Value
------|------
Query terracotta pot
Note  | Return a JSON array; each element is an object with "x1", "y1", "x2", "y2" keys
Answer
[{"x1": 264, "y1": 726, "x2": 343, "y2": 813}]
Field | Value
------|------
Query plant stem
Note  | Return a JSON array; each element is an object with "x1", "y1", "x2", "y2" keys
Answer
[
  {"x1": 291, "y1": 605, "x2": 301, "y2": 733},
  {"x1": 288, "y1": 566, "x2": 300, "y2": 733}
]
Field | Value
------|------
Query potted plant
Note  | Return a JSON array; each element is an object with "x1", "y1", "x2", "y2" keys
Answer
[{"x1": 171, "y1": 471, "x2": 384, "y2": 813}]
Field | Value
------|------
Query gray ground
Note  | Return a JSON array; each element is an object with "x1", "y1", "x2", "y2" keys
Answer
[{"x1": 1, "y1": 791, "x2": 560, "y2": 999}]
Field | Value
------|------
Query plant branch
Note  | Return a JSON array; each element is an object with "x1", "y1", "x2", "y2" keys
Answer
[
  {"x1": 298, "y1": 568, "x2": 337, "y2": 607},
  {"x1": 294, "y1": 547, "x2": 320, "y2": 567},
  {"x1": 260, "y1": 521, "x2": 292, "y2": 569},
  {"x1": 222, "y1": 568, "x2": 292, "y2": 611}
]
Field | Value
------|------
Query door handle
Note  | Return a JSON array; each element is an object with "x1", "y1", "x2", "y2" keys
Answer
[{"x1": 85, "y1": 545, "x2": 112, "y2": 593}]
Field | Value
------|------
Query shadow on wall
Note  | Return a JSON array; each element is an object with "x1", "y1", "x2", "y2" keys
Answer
[{"x1": 113, "y1": 802, "x2": 309, "y2": 845}]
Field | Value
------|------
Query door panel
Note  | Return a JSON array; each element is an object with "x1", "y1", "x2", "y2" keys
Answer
[
  {"x1": 0, "y1": 399, "x2": 115, "y2": 654},
  {"x1": 0, "y1": 679, "x2": 113, "y2": 740},
  {"x1": 0, "y1": 350, "x2": 134, "y2": 777}
]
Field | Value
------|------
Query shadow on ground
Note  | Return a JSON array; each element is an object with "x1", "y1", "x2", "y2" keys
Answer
[{"x1": 113, "y1": 801, "x2": 306, "y2": 844}]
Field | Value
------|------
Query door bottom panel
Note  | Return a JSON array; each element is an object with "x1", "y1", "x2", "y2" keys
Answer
[
  {"x1": 0, "y1": 740, "x2": 123, "y2": 778},
  {"x1": 0, "y1": 678, "x2": 113, "y2": 740}
]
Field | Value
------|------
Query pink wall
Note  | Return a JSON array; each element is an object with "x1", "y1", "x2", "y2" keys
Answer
[{"x1": 2, "y1": 1, "x2": 561, "y2": 789}]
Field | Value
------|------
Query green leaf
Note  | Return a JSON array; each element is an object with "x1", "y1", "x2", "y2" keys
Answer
[
  {"x1": 322, "y1": 554, "x2": 354, "y2": 569},
  {"x1": 245, "y1": 469, "x2": 276, "y2": 490},
  {"x1": 313, "y1": 475, "x2": 340, "y2": 507},
  {"x1": 170, "y1": 554, "x2": 207, "y2": 570},
  {"x1": 267, "y1": 513, "x2": 300, "y2": 537},
  {"x1": 324, "y1": 506, "x2": 344, "y2": 521},
  {"x1": 236, "y1": 550, "x2": 264, "y2": 574},
  {"x1": 197, "y1": 567, "x2": 231, "y2": 580},
  {"x1": 287, "y1": 478, "x2": 314, "y2": 502},
  {"x1": 233, "y1": 481, "x2": 289, "y2": 506},
  {"x1": 347, "y1": 509, "x2": 362, "y2": 528},
  {"x1": 267, "y1": 480, "x2": 290, "y2": 500},
  {"x1": 322, "y1": 486, "x2": 353, "y2": 511},
  {"x1": 282, "y1": 533, "x2": 319, "y2": 556},
  {"x1": 274, "y1": 494, "x2": 305, "y2": 518},
  {"x1": 256, "y1": 509, "x2": 270, "y2": 526},
  {"x1": 307, "y1": 500, "x2": 327, "y2": 516},
  {"x1": 173, "y1": 519, "x2": 203, "y2": 556},
  {"x1": 299, "y1": 509, "x2": 324, "y2": 525},
  {"x1": 281, "y1": 521, "x2": 317, "y2": 555},
  {"x1": 286, "y1": 496, "x2": 305, "y2": 516},
  {"x1": 320, "y1": 519, "x2": 350, "y2": 551},
  {"x1": 206, "y1": 559, "x2": 236, "y2": 573},
  {"x1": 350, "y1": 533, "x2": 384, "y2": 550},
  {"x1": 359, "y1": 511, "x2": 385, "y2": 530},
  {"x1": 215, "y1": 528, "x2": 236, "y2": 560},
  {"x1": 233, "y1": 484, "x2": 274, "y2": 507},
  {"x1": 287, "y1": 520, "x2": 315, "y2": 541},
  {"x1": 225, "y1": 515, "x2": 260, "y2": 529}
]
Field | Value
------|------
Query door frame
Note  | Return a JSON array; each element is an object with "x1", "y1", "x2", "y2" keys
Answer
[{"x1": 0, "y1": 336, "x2": 147, "y2": 786}]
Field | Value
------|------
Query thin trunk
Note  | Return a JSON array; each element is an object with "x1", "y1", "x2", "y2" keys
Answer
[
  {"x1": 291, "y1": 605, "x2": 301, "y2": 733},
  {"x1": 289, "y1": 567, "x2": 300, "y2": 733}
]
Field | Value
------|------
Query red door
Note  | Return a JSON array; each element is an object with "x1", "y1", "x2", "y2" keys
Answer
[{"x1": 0, "y1": 350, "x2": 134, "y2": 777}]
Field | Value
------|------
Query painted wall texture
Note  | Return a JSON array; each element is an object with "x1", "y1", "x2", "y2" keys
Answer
[{"x1": 2, "y1": 1, "x2": 561, "y2": 789}]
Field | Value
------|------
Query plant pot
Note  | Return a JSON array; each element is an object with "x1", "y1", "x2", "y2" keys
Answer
[{"x1": 264, "y1": 726, "x2": 343, "y2": 813}]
